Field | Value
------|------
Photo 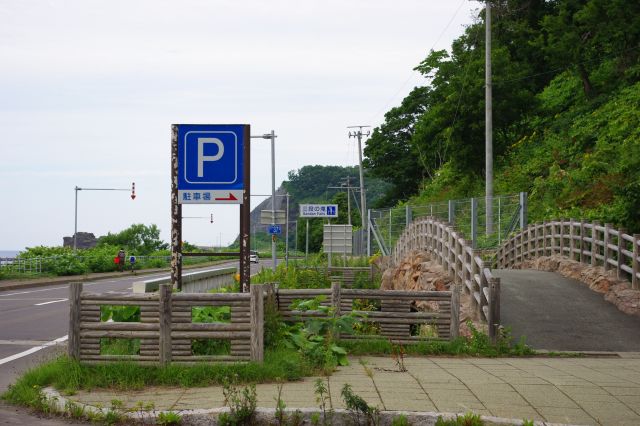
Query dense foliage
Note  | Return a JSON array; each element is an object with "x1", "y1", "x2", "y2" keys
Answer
[{"x1": 364, "y1": 0, "x2": 640, "y2": 231}]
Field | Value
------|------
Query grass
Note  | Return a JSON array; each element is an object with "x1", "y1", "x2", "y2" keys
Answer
[{"x1": 1, "y1": 348, "x2": 314, "y2": 409}]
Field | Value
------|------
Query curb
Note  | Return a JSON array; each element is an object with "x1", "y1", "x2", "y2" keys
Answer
[{"x1": 42, "y1": 387, "x2": 579, "y2": 426}]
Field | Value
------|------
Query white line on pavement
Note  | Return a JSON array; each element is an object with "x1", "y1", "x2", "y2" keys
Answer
[
  {"x1": 0, "y1": 286, "x2": 68, "y2": 297},
  {"x1": 0, "y1": 335, "x2": 68, "y2": 366},
  {"x1": 34, "y1": 298, "x2": 68, "y2": 306}
]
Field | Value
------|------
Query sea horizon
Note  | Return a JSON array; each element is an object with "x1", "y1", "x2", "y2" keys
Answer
[{"x1": 0, "y1": 250, "x2": 20, "y2": 258}]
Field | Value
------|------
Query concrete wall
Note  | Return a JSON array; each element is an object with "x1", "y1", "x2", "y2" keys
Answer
[{"x1": 133, "y1": 267, "x2": 236, "y2": 293}]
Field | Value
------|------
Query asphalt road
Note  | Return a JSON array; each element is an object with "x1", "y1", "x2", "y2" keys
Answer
[
  {"x1": 0, "y1": 259, "x2": 272, "y2": 424},
  {"x1": 495, "y1": 269, "x2": 640, "y2": 352}
]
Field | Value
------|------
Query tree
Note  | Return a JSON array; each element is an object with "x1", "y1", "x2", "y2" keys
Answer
[{"x1": 98, "y1": 224, "x2": 168, "y2": 255}]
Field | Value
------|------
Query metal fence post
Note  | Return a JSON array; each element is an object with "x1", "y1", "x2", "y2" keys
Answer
[
  {"x1": 470, "y1": 197, "x2": 478, "y2": 249},
  {"x1": 519, "y1": 192, "x2": 527, "y2": 230},
  {"x1": 448, "y1": 200, "x2": 455, "y2": 226}
]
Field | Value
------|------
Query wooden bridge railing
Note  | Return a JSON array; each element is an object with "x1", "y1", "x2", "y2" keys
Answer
[
  {"x1": 496, "y1": 220, "x2": 640, "y2": 288},
  {"x1": 393, "y1": 217, "x2": 501, "y2": 341}
]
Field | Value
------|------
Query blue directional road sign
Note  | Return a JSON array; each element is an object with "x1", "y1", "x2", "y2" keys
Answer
[
  {"x1": 176, "y1": 124, "x2": 247, "y2": 204},
  {"x1": 268, "y1": 224, "x2": 282, "y2": 235}
]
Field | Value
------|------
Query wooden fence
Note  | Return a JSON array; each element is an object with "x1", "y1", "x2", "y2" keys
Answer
[
  {"x1": 68, "y1": 282, "x2": 264, "y2": 365},
  {"x1": 496, "y1": 220, "x2": 640, "y2": 288},
  {"x1": 393, "y1": 216, "x2": 501, "y2": 340},
  {"x1": 297, "y1": 266, "x2": 375, "y2": 287},
  {"x1": 273, "y1": 282, "x2": 458, "y2": 342}
]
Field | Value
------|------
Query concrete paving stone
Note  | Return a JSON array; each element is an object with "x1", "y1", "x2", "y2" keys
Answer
[
  {"x1": 603, "y1": 386, "x2": 640, "y2": 395},
  {"x1": 557, "y1": 385, "x2": 609, "y2": 395},
  {"x1": 569, "y1": 393, "x2": 621, "y2": 403},
  {"x1": 476, "y1": 391, "x2": 530, "y2": 405},
  {"x1": 582, "y1": 402, "x2": 640, "y2": 423},
  {"x1": 426, "y1": 389, "x2": 477, "y2": 399},
  {"x1": 615, "y1": 395, "x2": 640, "y2": 408},
  {"x1": 466, "y1": 383, "x2": 515, "y2": 394},
  {"x1": 380, "y1": 399, "x2": 437, "y2": 412},
  {"x1": 511, "y1": 385, "x2": 579, "y2": 408},
  {"x1": 430, "y1": 401, "x2": 488, "y2": 413},
  {"x1": 417, "y1": 382, "x2": 468, "y2": 391},
  {"x1": 536, "y1": 406, "x2": 596, "y2": 425},
  {"x1": 483, "y1": 405, "x2": 542, "y2": 421}
]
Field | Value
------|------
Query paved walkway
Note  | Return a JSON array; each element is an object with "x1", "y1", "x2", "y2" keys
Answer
[
  {"x1": 67, "y1": 355, "x2": 640, "y2": 425},
  {"x1": 496, "y1": 269, "x2": 640, "y2": 352}
]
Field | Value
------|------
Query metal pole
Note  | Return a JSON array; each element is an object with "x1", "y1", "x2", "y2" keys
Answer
[
  {"x1": 270, "y1": 129, "x2": 277, "y2": 272},
  {"x1": 295, "y1": 221, "x2": 298, "y2": 253},
  {"x1": 367, "y1": 209, "x2": 371, "y2": 256},
  {"x1": 239, "y1": 125, "x2": 251, "y2": 292},
  {"x1": 357, "y1": 134, "x2": 367, "y2": 252},
  {"x1": 285, "y1": 193, "x2": 289, "y2": 267},
  {"x1": 74, "y1": 186, "x2": 79, "y2": 252},
  {"x1": 485, "y1": 0, "x2": 494, "y2": 235},
  {"x1": 347, "y1": 185, "x2": 351, "y2": 225},
  {"x1": 306, "y1": 219, "x2": 309, "y2": 261}
]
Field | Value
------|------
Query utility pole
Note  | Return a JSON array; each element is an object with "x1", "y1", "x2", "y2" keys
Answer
[
  {"x1": 485, "y1": 0, "x2": 493, "y2": 235},
  {"x1": 343, "y1": 176, "x2": 352, "y2": 225},
  {"x1": 348, "y1": 126, "x2": 370, "y2": 254}
]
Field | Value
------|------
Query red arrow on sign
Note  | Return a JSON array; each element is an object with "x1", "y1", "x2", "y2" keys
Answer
[{"x1": 215, "y1": 193, "x2": 238, "y2": 201}]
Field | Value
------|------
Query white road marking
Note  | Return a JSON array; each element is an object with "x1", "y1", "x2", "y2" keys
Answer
[
  {"x1": 34, "y1": 298, "x2": 68, "y2": 306},
  {"x1": 0, "y1": 286, "x2": 67, "y2": 297},
  {"x1": 0, "y1": 335, "x2": 68, "y2": 366}
]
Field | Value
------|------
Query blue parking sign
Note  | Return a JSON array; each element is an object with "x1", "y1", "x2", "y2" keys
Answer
[{"x1": 176, "y1": 124, "x2": 247, "y2": 204}]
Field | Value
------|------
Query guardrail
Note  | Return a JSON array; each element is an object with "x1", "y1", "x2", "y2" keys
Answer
[
  {"x1": 496, "y1": 220, "x2": 640, "y2": 289},
  {"x1": 272, "y1": 282, "x2": 458, "y2": 342},
  {"x1": 68, "y1": 282, "x2": 264, "y2": 365},
  {"x1": 393, "y1": 216, "x2": 501, "y2": 341},
  {"x1": 132, "y1": 267, "x2": 237, "y2": 293}
]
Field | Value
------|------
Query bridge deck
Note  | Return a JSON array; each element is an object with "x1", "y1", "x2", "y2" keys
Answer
[{"x1": 495, "y1": 269, "x2": 640, "y2": 352}]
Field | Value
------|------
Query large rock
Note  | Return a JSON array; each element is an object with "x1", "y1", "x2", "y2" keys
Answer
[
  {"x1": 63, "y1": 232, "x2": 97, "y2": 250},
  {"x1": 379, "y1": 250, "x2": 484, "y2": 337},
  {"x1": 514, "y1": 255, "x2": 640, "y2": 318}
]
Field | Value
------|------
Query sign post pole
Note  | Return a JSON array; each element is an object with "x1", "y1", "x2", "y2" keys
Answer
[
  {"x1": 171, "y1": 124, "x2": 183, "y2": 291},
  {"x1": 239, "y1": 126, "x2": 251, "y2": 292}
]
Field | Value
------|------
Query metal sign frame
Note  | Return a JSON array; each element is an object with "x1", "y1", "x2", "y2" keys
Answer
[{"x1": 171, "y1": 124, "x2": 251, "y2": 292}]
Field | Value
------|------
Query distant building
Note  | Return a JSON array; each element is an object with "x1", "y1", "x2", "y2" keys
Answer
[{"x1": 63, "y1": 232, "x2": 98, "y2": 250}]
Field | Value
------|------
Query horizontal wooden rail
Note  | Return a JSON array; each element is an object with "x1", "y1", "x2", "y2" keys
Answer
[
  {"x1": 392, "y1": 216, "x2": 501, "y2": 342},
  {"x1": 68, "y1": 282, "x2": 263, "y2": 365},
  {"x1": 495, "y1": 219, "x2": 639, "y2": 289}
]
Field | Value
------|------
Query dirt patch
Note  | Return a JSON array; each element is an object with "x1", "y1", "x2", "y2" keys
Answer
[{"x1": 512, "y1": 255, "x2": 640, "y2": 318}]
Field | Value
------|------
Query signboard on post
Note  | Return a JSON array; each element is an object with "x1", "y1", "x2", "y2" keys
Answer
[
  {"x1": 260, "y1": 210, "x2": 286, "y2": 225},
  {"x1": 176, "y1": 124, "x2": 245, "y2": 204},
  {"x1": 268, "y1": 224, "x2": 282, "y2": 235},
  {"x1": 300, "y1": 204, "x2": 338, "y2": 218},
  {"x1": 323, "y1": 224, "x2": 353, "y2": 254}
]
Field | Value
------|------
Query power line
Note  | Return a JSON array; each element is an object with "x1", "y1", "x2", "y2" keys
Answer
[{"x1": 367, "y1": 0, "x2": 470, "y2": 124}]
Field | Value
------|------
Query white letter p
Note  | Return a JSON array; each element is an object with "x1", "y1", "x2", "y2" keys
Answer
[{"x1": 197, "y1": 138, "x2": 224, "y2": 177}]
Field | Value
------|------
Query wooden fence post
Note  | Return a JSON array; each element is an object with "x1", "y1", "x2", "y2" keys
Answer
[
  {"x1": 591, "y1": 221, "x2": 600, "y2": 267},
  {"x1": 633, "y1": 234, "x2": 639, "y2": 290},
  {"x1": 579, "y1": 220, "x2": 585, "y2": 264},
  {"x1": 569, "y1": 219, "x2": 575, "y2": 261},
  {"x1": 250, "y1": 284, "x2": 264, "y2": 362},
  {"x1": 68, "y1": 282, "x2": 82, "y2": 361},
  {"x1": 331, "y1": 282, "x2": 341, "y2": 316},
  {"x1": 618, "y1": 229, "x2": 627, "y2": 280},
  {"x1": 604, "y1": 223, "x2": 612, "y2": 271},
  {"x1": 488, "y1": 277, "x2": 501, "y2": 344},
  {"x1": 159, "y1": 283, "x2": 172, "y2": 366},
  {"x1": 450, "y1": 284, "x2": 460, "y2": 340}
]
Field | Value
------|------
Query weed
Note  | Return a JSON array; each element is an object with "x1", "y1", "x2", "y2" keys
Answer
[
  {"x1": 341, "y1": 383, "x2": 380, "y2": 426},
  {"x1": 314, "y1": 377, "x2": 333, "y2": 425},
  {"x1": 274, "y1": 382, "x2": 287, "y2": 426},
  {"x1": 390, "y1": 341, "x2": 407, "y2": 372},
  {"x1": 219, "y1": 376, "x2": 257, "y2": 426},
  {"x1": 391, "y1": 414, "x2": 411, "y2": 426},
  {"x1": 435, "y1": 412, "x2": 484, "y2": 426},
  {"x1": 157, "y1": 411, "x2": 183, "y2": 425}
]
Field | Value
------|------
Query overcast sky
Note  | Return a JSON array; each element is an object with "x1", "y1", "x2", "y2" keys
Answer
[{"x1": 0, "y1": 0, "x2": 481, "y2": 251}]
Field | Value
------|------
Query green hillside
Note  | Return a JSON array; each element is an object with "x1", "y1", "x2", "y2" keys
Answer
[{"x1": 364, "y1": 0, "x2": 640, "y2": 232}]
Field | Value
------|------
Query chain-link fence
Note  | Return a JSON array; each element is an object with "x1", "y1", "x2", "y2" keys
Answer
[{"x1": 369, "y1": 193, "x2": 526, "y2": 255}]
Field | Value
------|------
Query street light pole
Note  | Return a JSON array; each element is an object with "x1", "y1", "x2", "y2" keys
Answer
[
  {"x1": 251, "y1": 131, "x2": 278, "y2": 272},
  {"x1": 73, "y1": 183, "x2": 134, "y2": 252},
  {"x1": 485, "y1": 0, "x2": 494, "y2": 235}
]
